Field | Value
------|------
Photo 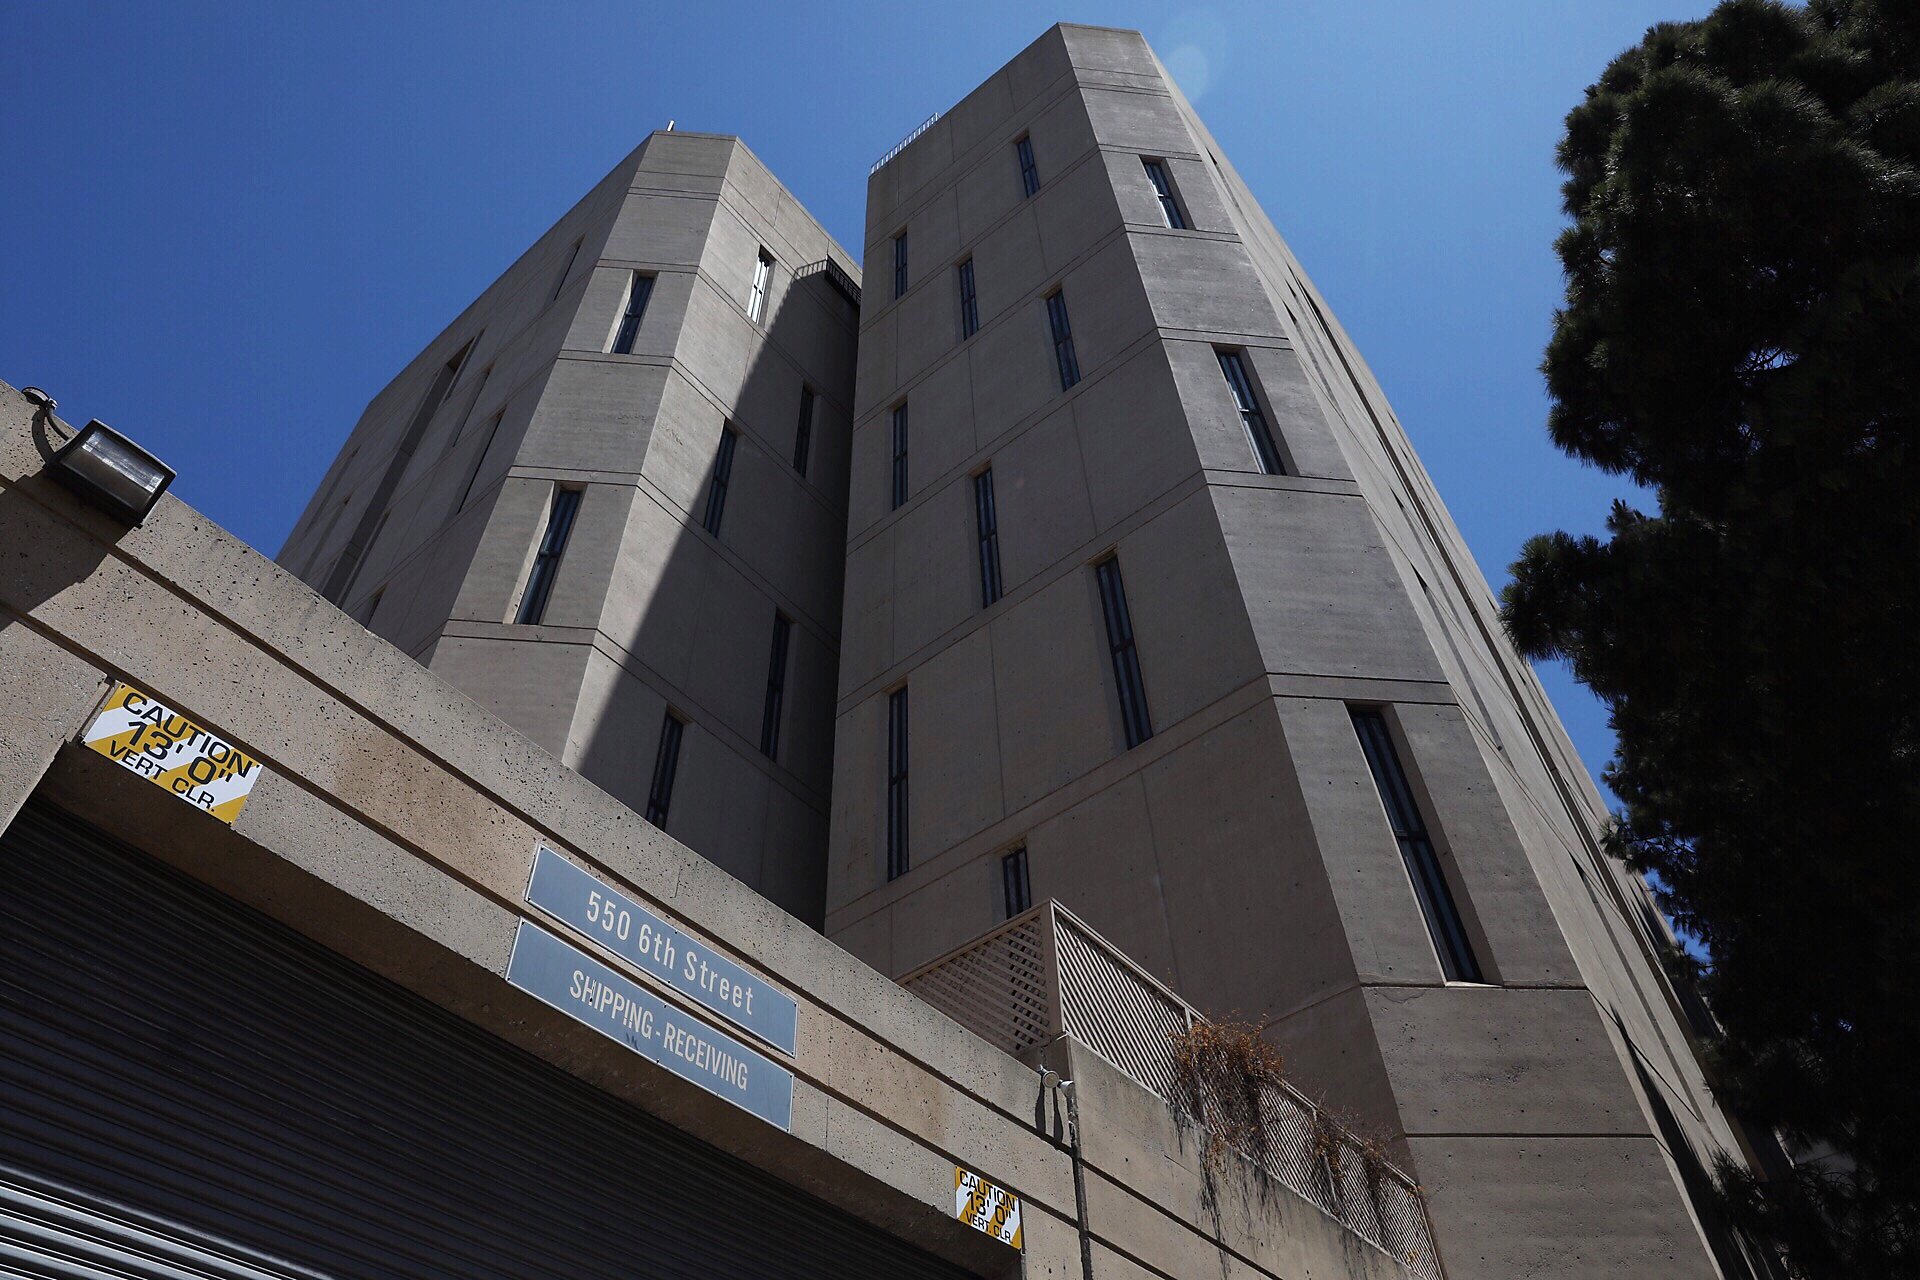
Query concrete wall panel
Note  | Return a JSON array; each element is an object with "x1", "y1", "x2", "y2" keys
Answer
[
  {"x1": 1215, "y1": 486, "x2": 1447, "y2": 684},
  {"x1": 1410, "y1": 1134, "x2": 1718, "y2": 1280},
  {"x1": 890, "y1": 476, "x2": 977, "y2": 663},
  {"x1": 1367, "y1": 984, "x2": 1647, "y2": 1139},
  {"x1": 1116, "y1": 488, "x2": 1263, "y2": 727},
  {"x1": 908, "y1": 628, "x2": 1005, "y2": 861},
  {"x1": 989, "y1": 569, "x2": 1123, "y2": 809},
  {"x1": 990, "y1": 405, "x2": 1095, "y2": 595},
  {"x1": 1070, "y1": 345, "x2": 1202, "y2": 532}
]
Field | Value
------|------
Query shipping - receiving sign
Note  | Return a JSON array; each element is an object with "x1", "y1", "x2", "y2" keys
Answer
[
  {"x1": 525, "y1": 844, "x2": 798, "y2": 1055},
  {"x1": 955, "y1": 1167, "x2": 1024, "y2": 1250},
  {"x1": 506, "y1": 920, "x2": 795, "y2": 1131},
  {"x1": 82, "y1": 682, "x2": 264, "y2": 824}
]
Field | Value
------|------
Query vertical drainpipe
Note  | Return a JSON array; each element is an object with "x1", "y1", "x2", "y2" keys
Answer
[{"x1": 1043, "y1": 1068, "x2": 1095, "y2": 1280}]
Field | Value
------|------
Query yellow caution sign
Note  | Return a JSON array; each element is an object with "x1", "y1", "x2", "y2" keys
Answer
[
  {"x1": 954, "y1": 1166, "x2": 1023, "y2": 1250},
  {"x1": 82, "y1": 682, "x2": 264, "y2": 824}
]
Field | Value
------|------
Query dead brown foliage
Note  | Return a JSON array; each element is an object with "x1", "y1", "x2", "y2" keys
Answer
[{"x1": 1170, "y1": 1017, "x2": 1288, "y2": 1174}]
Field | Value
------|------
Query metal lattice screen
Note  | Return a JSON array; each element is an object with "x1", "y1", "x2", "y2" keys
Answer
[
  {"x1": 1053, "y1": 913, "x2": 1190, "y2": 1101},
  {"x1": 899, "y1": 902, "x2": 1442, "y2": 1280},
  {"x1": 900, "y1": 912, "x2": 1051, "y2": 1058}
]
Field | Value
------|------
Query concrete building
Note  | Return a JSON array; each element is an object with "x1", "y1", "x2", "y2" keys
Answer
[
  {"x1": 0, "y1": 21, "x2": 1780, "y2": 1280},
  {"x1": 0, "y1": 379, "x2": 1435, "y2": 1280},
  {"x1": 827, "y1": 23, "x2": 1774, "y2": 1280},
  {"x1": 277, "y1": 132, "x2": 861, "y2": 925}
]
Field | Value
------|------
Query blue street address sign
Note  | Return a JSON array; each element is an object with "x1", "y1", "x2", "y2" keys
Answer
[
  {"x1": 506, "y1": 920, "x2": 794, "y2": 1132},
  {"x1": 524, "y1": 846, "x2": 798, "y2": 1055}
]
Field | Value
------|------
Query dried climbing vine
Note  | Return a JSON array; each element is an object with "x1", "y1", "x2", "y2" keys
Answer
[{"x1": 1170, "y1": 1017, "x2": 1288, "y2": 1175}]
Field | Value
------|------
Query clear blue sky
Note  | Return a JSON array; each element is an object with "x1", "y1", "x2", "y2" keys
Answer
[{"x1": 3, "y1": 1, "x2": 1711, "y2": 803}]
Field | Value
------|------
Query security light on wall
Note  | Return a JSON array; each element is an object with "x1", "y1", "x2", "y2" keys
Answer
[{"x1": 49, "y1": 419, "x2": 175, "y2": 526}]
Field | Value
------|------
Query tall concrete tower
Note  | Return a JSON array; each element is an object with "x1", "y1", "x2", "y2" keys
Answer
[
  {"x1": 279, "y1": 133, "x2": 859, "y2": 924},
  {"x1": 826, "y1": 25, "x2": 1767, "y2": 1278}
]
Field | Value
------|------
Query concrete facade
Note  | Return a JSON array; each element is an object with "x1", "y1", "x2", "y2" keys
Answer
[
  {"x1": 0, "y1": 377, "x2": 1428, "y2": 1280},
  {"x1": 827, "y1": 24, "x2": 1771, "y2": 1280},
  {"x1": 278, "y1": 133, "x2": 859, "y2": 925},
  {"x1": 222, "y1": 24, "x2": 1780, "y2": 1277}
]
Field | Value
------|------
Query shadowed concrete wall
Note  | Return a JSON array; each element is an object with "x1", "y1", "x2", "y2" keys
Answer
[
  {"x1": 828, "y1": 24, "x2": 1770, "y2": 1280},
  {"x1": 278, "y1": 135, "x2": 858, "y2": 925}
]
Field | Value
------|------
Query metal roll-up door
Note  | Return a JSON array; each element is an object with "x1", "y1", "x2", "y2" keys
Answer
[{"x1": 0, "y1": 800, "x2": 977, "y2": 1280}]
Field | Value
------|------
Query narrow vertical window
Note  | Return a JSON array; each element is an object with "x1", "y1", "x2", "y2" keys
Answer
[
  {"x1": 702, "y1": 428, "x2": 737, "y2": 536},
  {"x1": 1142, "y1": 159, "x2": 1189, "y2": 229},
  {"x1": 1217, "y1": 350, "x2": 1285, "y2": 475},
  {"x1": 1015, "y1": 134, "x2": 1040, "y2": 197},
  {"x1": 610, "y1": 272, "x2": 654, "y2": 354},
  {"x1": 1046, "y1": 290, "x2": 1081, "y2": 391},
  {"x1": 748, "y1": 249, "x2": 773, "y2": 322},
  {"x1": 645, "y1": 712, "x2": 685, "y2": 827},
  {"x1": 442, "y1": 363, "x2": 492, "y2": 457},
  {"x1": 445, "y1": 337, "x2": 477, "y2": 390},
  {"x1": 1001, "y1": 846, "x2": 1031, "y2": 917},
  {"x1": 793, "y1": 385, "x2": 815, "y2": 476},
  {"x1": 552, "y1": 238, "x2": 582, "y2": 302},
  {"x1": 322, "y1": 341, "x2": 470, "y2": 603},
  {"x1": 892, "y1": 231, "x2": 909, "y2": 299},
  {"x1": 456, "y1": 409, "x2": 505, "y2": 513},
  {"x1": 1350, "y1": 707, "x2": 1484, "y2": 983},
  {"x1": 515, "y1": 486, "x2": 583, "y2": 625},
  {"x1": 956, "y1": 257, "x2": 979, "y2": 339},
  {"x1": 890, "y1": 403, "x2": 909, "y2": 510},
  {"x1": 886, "y1": 687, "x2": 910, "y2": 880},
  {"x1": 760, "y1": 612, "x2": 792, "y2": 759},
  {"x1": 1095, "y1": 556, "x2": 1153, "y2": 748},
  {"x1": 973, "y1": 468, "x2": 1002, "y2": 608}
]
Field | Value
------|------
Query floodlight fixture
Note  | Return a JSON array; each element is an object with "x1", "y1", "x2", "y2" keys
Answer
[{"x1": 49, "y1": 419, "x2": 175, "y2": 526}]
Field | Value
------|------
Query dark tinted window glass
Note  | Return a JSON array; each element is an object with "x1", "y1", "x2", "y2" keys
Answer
[
  {"x1": 645, "y1": 712, "x2": 684, "y2": 827},
  {"x1": 760, "y1": 613, "x2": 792, "y2": 759},
  {"x1": 974, "y1": 469, "x2": 1002, "y2": 608},
  {"x1": 611, "y1": 273, "x2": 653, "y2": 354},
  {"x1": 886, "y1": 688, "x2": 909, "y2": 880},
  {"x1": 702, "y1": 429, "x2": 737, "y2": 536},
  {"x1": 1143, "y1": 159, "x2": 1188, "y2": 229},
  {"x1": 1046, "y1": 291, "x2": 1080, "y2": 391},
  {"x1": 1217, "y1": 350, "x2": 1285, "y2": 475},
  {"x1": 890, "y1": 404, "x2": 909, "y2": 510},
  {"x1": 1095, "y1": 557, "x2": 1152, "y2": 747},
  {"x1": 1001, "y1": 847, "x2": 1031, "y2": 917},
  {"x1": 793, "y1": 386, "x2": 815, "y2": 476},
  {"x1": 1016, "y1": 135, "x2": 1039, "y2": 196},
  {"x1": 515, "y1": 486, "x2": 583, "y2": 624},
  {"x1": 1350, "y1": 707, "x2": 1483, "y2": 982},
  {"x1": 957, "y1": 259, "x2": 979, "y2": 339}
]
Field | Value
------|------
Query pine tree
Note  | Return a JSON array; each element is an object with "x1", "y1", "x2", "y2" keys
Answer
[{"x1": 1502, "y1": 2, "x2": 1920, "y2": 1273}]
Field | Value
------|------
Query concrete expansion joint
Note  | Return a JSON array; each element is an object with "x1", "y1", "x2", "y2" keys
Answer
[{"x1": 1202, "y1": 469, "x2": 1358, "y2": 496}]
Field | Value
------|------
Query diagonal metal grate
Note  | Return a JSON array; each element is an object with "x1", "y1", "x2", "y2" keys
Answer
[{"x1": 899, "y1": 901, "x2": 1443, "y2": 1280}]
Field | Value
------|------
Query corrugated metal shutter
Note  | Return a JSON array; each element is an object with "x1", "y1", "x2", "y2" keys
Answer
[{"x1": 0, "y1": 800, "x2": 976, "y2": 1280}]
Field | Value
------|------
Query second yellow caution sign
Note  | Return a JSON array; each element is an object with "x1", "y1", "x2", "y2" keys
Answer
[{"x1": 954, "y1": 1166, "x2": 1023, "y2": 1250}]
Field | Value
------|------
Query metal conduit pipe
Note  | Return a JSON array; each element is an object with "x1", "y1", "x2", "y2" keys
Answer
[{"x1": 1041, "y1": 1067, "x2": 1094, "y2": 1280}]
